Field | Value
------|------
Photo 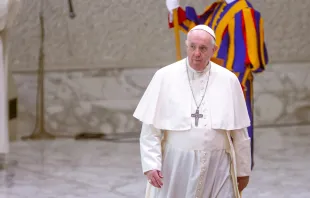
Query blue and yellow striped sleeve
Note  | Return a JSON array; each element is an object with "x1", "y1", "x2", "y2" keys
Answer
[{"x1": 227, "y1": 8, "x2": 268, "y2": 73}]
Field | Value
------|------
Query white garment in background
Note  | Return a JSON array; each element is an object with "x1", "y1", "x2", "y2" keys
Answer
[
  {"x1": 0, "y1": 0, "x2": 21, "y2": 154},
  {"x1": 0, "y1": 36, "x2": 8, "y2": 154},
  {"x1": 0, "y1": 0, "x2": 9, "y2": 155}
]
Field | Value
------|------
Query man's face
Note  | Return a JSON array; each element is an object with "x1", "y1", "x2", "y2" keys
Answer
[{"x1": 186, "y1": 30, "x2": 217, "y2": 71}]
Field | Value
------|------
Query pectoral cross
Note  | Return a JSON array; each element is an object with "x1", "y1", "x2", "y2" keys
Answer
[{"x1": 191, "y1": 109, "x2": 203, "y2": 127}]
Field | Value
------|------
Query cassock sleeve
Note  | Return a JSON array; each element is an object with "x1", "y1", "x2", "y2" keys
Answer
[
  {"x1": 227, "y1": 8, "x2": 268, "y2": 73},
  {"x1": 231, "y1": 128, "x2": 251, "y2": 177},
  {"x1": 140, "y1": 123, "x2": 163, "y2": 174}
]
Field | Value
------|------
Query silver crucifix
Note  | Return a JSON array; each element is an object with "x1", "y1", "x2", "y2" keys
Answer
[{"x1": 191, "y1": 109, "x2": 203, "y2": 127}]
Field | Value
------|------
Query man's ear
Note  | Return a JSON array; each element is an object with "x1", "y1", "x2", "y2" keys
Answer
[
  {"x1": 185, "y1": 40, "x2": 188, "y2": 46},
  {"x1": 213, "y1": 45, "x2": 218, "y2": 53}
]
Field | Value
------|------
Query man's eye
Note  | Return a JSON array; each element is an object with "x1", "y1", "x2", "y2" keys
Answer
[{"x1": 200, "y1": 47, "x2": 207, "y2": 52}]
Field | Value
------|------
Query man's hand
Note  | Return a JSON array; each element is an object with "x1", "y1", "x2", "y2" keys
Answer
[
  {"x1": 145, "y1": 170, "x2": 163, "y2": 188},
  {"x1": 237, "y1": 176, "x2": 249, "y2": 192}
]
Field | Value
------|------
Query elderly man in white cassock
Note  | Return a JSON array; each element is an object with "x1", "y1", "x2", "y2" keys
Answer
[
  {"x1": 0, "y1": 0, "x2": 21, "y2": 161},
  {"x1": 133, "y1": 24, "x2": 251, "y2": 198}
]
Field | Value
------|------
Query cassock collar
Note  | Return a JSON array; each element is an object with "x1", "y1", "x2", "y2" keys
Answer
[
  {"x1": 224, "y1": 0, "x2": 236, "y2": 4},
  {"x1": 186, "y1": 58, "x2": 211, "y2": 80}
]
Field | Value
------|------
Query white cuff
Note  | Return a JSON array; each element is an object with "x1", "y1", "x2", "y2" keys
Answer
[
  {"x1": 139, "y1": 124, "x2": 162, "y2": 174},
  {"x1": 231, "y1": 129, "x2": 251, "y2": 177}
]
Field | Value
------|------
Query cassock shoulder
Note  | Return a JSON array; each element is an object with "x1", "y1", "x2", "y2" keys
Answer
[
  {"x1": 209, "y1": 62, "x2": 250, "y2": 130},
  {"x1": 133, "y1": 59, "x2": 187, "y2": 126},
  {"x1": 211, "y1": 62, "x2": 243, "y2": 94}
]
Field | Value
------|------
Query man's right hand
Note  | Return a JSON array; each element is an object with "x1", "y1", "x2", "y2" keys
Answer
[{"x1": 145, "y1": 170, "x2": 163, "y2": 188}]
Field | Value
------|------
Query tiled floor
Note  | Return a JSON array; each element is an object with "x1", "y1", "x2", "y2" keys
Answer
[{"x1": 0, "y1": 125, "x2": 309, "y2": 198}]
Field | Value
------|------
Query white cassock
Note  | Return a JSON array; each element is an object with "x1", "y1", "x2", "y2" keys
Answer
[
  {"x1": 133, "y1": 58, "x2": 251, "y2": 198},
  {"x1": 0, "y1": 0, "x2": 21, "y2": 154}
]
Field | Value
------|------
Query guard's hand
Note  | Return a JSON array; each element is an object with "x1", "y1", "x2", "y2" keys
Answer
[
  {"x1": 145, "y1": 170, "x2": 163, "y2": 188},
  {"x1": 166, "y1": 0, "x2": 180, "y2": 22},
  {"x1": 237, "y1": 176, "x2": 249, "y2": 192}
]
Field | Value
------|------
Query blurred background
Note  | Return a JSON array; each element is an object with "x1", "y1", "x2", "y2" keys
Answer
[{"x1": 1, "y1": 0, "x2": 310, "y2": 197}]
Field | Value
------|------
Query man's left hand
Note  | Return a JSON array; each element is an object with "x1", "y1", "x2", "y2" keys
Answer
[{"x1": 237, "y1": 176, "x2": 249, "y2": 192}]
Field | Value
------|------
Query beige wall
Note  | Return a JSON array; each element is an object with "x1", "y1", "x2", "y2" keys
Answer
[{"x1": 8, "y1": 0, "x2": 310, "y2": 71}]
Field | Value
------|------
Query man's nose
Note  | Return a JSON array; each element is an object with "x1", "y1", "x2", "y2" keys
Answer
[{"x1": 194, "y1": 49, "x2": 201, "y2": 56}]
